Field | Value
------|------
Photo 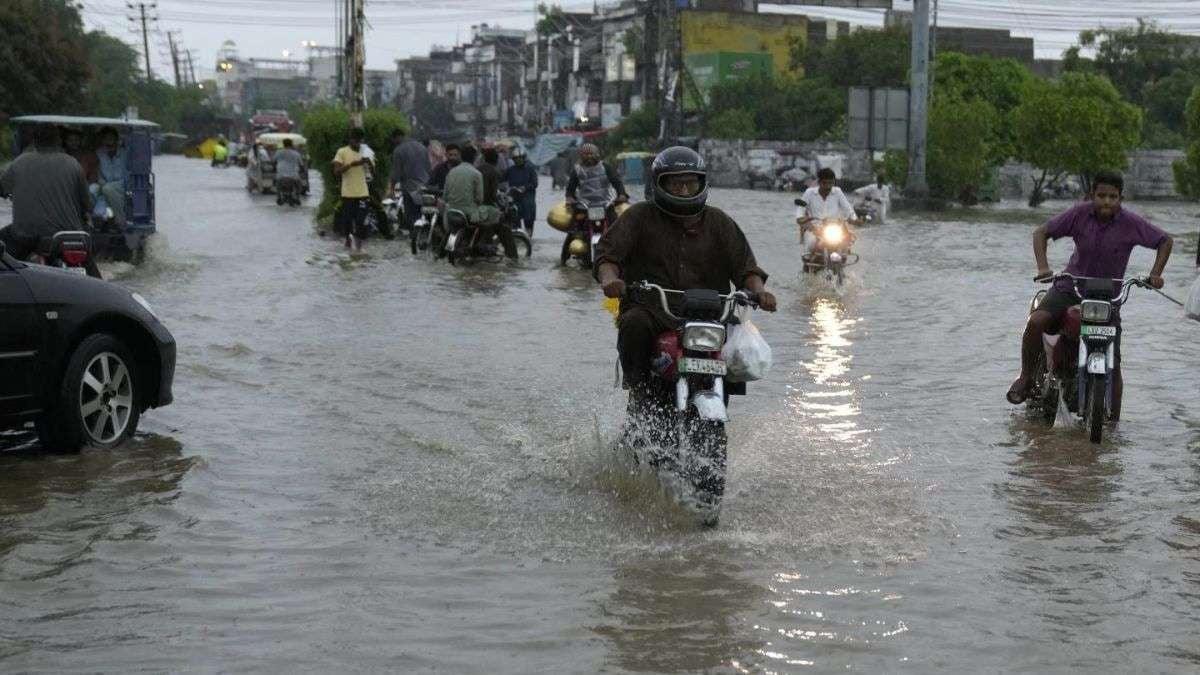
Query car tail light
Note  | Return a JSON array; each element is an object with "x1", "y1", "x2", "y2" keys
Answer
[{"x1": 61, "y1": 249, "x2": 89, "y2": 266}]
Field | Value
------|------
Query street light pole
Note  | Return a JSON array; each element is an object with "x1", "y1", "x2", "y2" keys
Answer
[
  {"x1": 349, "y1": 0, "x2": 365, "y2": 126},
  {"x1": 906, "y1": 0, "x2": 930, "y2": 199}
]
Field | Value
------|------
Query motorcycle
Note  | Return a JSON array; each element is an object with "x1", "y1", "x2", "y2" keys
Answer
[
  {"x1": 802, "y1": 216, "x2": 858, "y2": 285},
  {"x1": 621, "y1": 281, "x2": 760, "y2": 527},
  {"x1": 36, "y1": 231, "x2": 102, "y2": 278},
  {"x1": 409, "y1": 189, "x2": 445, "y2": 257},
  {"x1": 442, "y1": 208, "x2": 532, "y2": 266},
  {"x1": 499, "y1": 187, "x2": 526, "y2": 233},
  {"x1": 276, "y1": 178, "x2": 302, "y2": 207},
  {"x1": 561, "y1": 200, "x2": 619, "y2": 269},
  {"x1": 854, "y1": 196, "x2": 882, "y2": 223},
  {"x1": 1024, "y1": 274, "x2": 1151, "y2": 443},
  {"x1": 381, "y1": 188, "x2": 413, "y2": 237}
]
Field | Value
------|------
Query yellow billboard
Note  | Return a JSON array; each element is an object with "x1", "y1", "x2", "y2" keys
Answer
[{"x1": 679, "y1": 11, "x2": 808, "y2": 77}]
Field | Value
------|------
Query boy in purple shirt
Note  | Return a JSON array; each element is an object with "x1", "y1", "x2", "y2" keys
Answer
[{"x1": 1007, "y1": 171, "x2": 1173, "y2": 419}]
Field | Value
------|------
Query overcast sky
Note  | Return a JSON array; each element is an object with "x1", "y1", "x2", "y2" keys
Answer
[{"x1": 79, "y1": 0, "x2": 1200, "y2": 82}]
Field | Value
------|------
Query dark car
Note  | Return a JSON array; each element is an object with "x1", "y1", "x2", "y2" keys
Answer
[{"x1": 0, "y1": 241, "x2": 175, "y2": 451}]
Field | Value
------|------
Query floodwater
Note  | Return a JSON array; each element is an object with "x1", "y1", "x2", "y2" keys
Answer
[{"x1": 2, "y1": 157, "x2": 1199, "y2": 672}]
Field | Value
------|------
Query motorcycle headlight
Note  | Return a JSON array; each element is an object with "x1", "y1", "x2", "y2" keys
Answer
[
  {"x1": 822, "y1": 223, "x2": 846, "y2": 245},
  {"x1": 1080, "y1": 300, "x2": 1111, "y2": 323},
  {"x1": 682, "y1": 322, "x2": 726, "y2": 352}
]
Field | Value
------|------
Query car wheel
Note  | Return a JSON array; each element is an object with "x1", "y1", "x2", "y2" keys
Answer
[{"x1": 36, "y1": 333, "x2": 141, "y2": 452}]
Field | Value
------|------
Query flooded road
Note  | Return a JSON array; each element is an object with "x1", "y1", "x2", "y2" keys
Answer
[{"x1": 2, "y1": 156, "x2": 1199, "y2": 672}]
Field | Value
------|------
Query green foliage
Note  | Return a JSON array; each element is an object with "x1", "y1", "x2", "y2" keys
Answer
[
  {"x1": 301, "y1": 106, "x2": 410, "y2": 222},
  {"x1": 707, "y1": 73, "x2": 843, "y2": 141},
  {"x1": 927, "y1": 96, "x2": 1000, "y2": 203},
  {"x1": 794, "y1": 26, "x2": 910, "y2": 88},
  {"x1": 1013, "y1": 73, "x2": 1142, "y2": 205},
  {"x1": 0, "y1": 0, "x2": 90, "y2": 119},
  {"x1": 934, "y1": 51, "x2": 1034, "y2": 162},
  {"x1": 603, "y1": 102, "x2": 660, "y2": 156},
  {"x1": 1173, "y1": 85, "x2": 1200, "y2": 199},
  {"x1": 706, "y1": 109, "x2": 756, "y2": 140},
  {"x1": 879, "y1": 150, "x2": 908, "y2": 188},
  {"x1": 1172, "y1": 145, "x2": 1200, "y2": 199},
  {"x1": 1065, "y1": 20, "x2": 1200, "y2": 141}
]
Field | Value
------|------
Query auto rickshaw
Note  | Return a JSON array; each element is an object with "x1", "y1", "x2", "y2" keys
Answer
[
  {"x1": 9, "y1": 115, "x2": 159, "y2": 262},
  {"x1": 246, "y1": 132, "x2": 309, "y2": 195}
]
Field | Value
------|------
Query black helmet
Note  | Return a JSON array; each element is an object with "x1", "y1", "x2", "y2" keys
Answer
[{"x1": 650, "y1": 146, "x2": 708, "y2": 217}]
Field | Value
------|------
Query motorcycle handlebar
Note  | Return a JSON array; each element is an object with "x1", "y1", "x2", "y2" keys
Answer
[
  {"x1": 628, "y1": 281, "x2": 758, "y2": 323},
  {"x1": 1039, "y1": 272, "x2": 1149, "y2": 305}
]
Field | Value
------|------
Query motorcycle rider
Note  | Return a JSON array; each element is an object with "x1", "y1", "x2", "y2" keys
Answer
[
  {"x1": 444, "y1": 145, "x2": 517, "y2": 260},
  {"x1": 479, "y1": 147, "x2": 502, "y2": 208},
  {"x1": 273, "y1": 138, "x2": 304, "y2": 205},
  {"x1": 0, "y1": 124, "x2": 97, "y2": 276},
  {"x1": 1006, "y1": 170, "x2": 1172, "y2": 420},
  {"x1": 504, "y1": 146, "x2": 539, "y2": 236},
  {"x1": 852, "y1": 174, "x2": 890, "y2": 223},
  {"x1": 797, "y1": 168, "x2": 858, "y2": 259},
  {"x1": 428, "y1": 143, "x2": 460, "y2": 192},
  {"x1": 566, "y1": 143, "x2": 629, "y2": 221},
  {"x1": 389, "y1": 127, "x2": 430, "y2": 230},
  {"x1": 595, "y1": 146, "x2": 778, "y2": 410}
]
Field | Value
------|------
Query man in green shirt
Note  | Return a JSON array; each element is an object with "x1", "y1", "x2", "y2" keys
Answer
[
  {"x1": 443, "y1": 145, "x2": 516, "y2": 259},
  {"x1": 332, "y1": 127, "x2": 372, "y2": 251}
]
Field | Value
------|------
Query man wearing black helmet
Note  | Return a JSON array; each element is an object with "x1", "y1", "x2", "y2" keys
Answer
[{"x1": 594, "y1": 146, "x2": 778, "y2": 403}]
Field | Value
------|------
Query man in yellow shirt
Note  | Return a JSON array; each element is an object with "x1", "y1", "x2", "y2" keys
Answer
[{"x1": 332, "y1": 128, "x2": 372, "y2": 251}]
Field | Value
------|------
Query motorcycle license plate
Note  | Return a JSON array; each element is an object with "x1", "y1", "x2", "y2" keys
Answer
[
  {"x1": 587, "y1": 207, "x2": 606, "y2": 221},
  {"x1": 1081, "y1": 325, "x2": 1117, "y2": 337},
  {"x1": 678, "y1": 357, "x2": 726, "y2": 376},
  {"x1": 67, "y1": 267, "x2": 86, "y2": 275}
]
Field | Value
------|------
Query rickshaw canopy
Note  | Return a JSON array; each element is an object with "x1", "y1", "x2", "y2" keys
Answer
[{"x1": 10, "y1": 115, "x2": 161, "y2": 130}]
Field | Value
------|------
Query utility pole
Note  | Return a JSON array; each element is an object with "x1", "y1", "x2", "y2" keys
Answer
[
  {"x1": 656, "y1": 0, "x2": 680, "y2": 144},
  {"x1": 167, "y1": 31, "x2": 182, "y2": 87},
  {"x1": 349, "y1": 0, "x2": 365, "y2": 126},
  {"x1": 185, "y1": 50, "x2": 197, "y2": 86},
  {"x1": 127, "y1": 2, "x2": 157, "y2": 82},
  {"x1": 906, "y1": 0, "x2": 930, "y2": 199}
]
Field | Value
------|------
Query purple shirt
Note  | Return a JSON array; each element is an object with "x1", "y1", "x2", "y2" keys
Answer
[{"x1": 1045, "y1": 202, "x2": 1168, "y2": 294}]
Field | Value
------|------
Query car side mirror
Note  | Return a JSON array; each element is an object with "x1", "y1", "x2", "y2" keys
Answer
[{"x1": 794, "y1": 198, "x2": 807, "y2": 207}]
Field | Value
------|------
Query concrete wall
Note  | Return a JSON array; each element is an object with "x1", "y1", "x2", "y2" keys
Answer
[
  {"x1": 699, "y1": 139, "x2": 873, "y2": 189},
  {"x1": 997, "y1": 150, "x2": 1185, "y2": 201}
]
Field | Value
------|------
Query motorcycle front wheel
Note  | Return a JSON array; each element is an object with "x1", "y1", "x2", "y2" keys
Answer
[
  {"x1": 1086, "y1": 374, "x2": 1106, "y2": 443},
  {"x1": 682, "y1": 415, "x2": 728, "y2": 525},
  {"x1": 513, "y1": 230, "x2": 533, "y2": 258}
]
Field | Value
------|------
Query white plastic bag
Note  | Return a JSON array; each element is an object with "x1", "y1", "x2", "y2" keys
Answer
[
  {"x1": 1186, "y1": 275, "x2": 1200, "y2": 321},
  {"x1": 722, "y1": 316, "x2": 772, "y2": 383}
]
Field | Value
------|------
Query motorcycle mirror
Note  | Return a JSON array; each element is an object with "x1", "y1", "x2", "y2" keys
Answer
[{"x1": 794, "y1": 198, "x2": 807, "y2": 207}]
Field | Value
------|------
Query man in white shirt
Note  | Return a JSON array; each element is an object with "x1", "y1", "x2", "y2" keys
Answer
[
  {"x1": 853, "y1": 174, "x2": 890, "y2": 223},
  {"x1": 796, "y1": 167, "x2": 858, "y2": 254}
]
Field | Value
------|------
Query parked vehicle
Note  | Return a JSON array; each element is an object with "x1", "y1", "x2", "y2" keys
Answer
[
  {"x1": 622, "y1": 281, "x2": 761, "y2": 527},
  {"x1": 1023, "y1": 273, "x2": 1151, "y2": 443},
  {"x1": 10, "y1": 116, "x2": 159, "y2": 263},
  {"x1": 0, "y1": 239, "x2": 175, "y2": 452}
]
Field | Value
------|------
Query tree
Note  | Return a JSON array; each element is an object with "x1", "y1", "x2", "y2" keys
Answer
[
  {"x1": 793, "y1": 26, "x2": 909, "y2": 88},
  {"x1": 933, "y1": 51, "x2": 1034, "y2": 163},
  {"x1": 927, "y1": 96, "x2": 1000, "y2": 204},
  {"x1": 706, "y1": 73, "x2": 843, "y2": 142},
  {"x1": 1171, "y1": 85, "x2": 1200, "y2": 199},
  {"x1": 1065, "y1": 20, "x2": 1200, "y2": 143},
  {"x1": 603, "y1": 101, "x2": 659, "y2": 155},
  {"x1": 0, "y1": 0, "x2": 90, "y2": 120},
  {"x1": 302, "y1": 105, "x2": 409, "y2": 223},
  {"x1": 1013, "y1": 73, "x2": 1142, "y2": 206},
  {"x1": 706, "y1": 109, "x2": 756, "y2": 140}
]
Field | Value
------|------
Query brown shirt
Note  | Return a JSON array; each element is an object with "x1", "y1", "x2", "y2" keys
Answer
[{"x1": 595, "y1": 201, "x2": 768, "y2": 317}]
